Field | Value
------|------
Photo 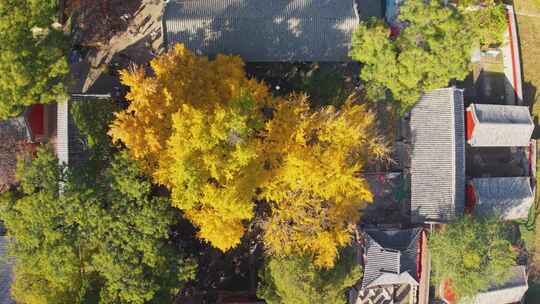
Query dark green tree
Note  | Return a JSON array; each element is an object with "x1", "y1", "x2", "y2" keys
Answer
[
  {"x1": 257, "y1": 248, "x2": 361, "y2": 304},
  {"x1": 0, "y1": 149, "x2": 196, "y2": 304},
  {"x1": 0, "y1": 0, "x2": 69, "y2": 119},
  {"x1": 349, "y1": 0, "x2": 506, "y2": 112},
  {"x1": 430, "y1": 216, "x2": 517, "y2": 300}
]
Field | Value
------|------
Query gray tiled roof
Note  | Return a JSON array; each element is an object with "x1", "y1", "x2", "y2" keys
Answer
[
  {"x1": 410, "y1": 88, "x2": 465, "y2": 223},
  {"x1": 468, "y1": 104, "x2": 533, "y2": 147},
  {"x1": 472, "y1": 266, "x2": 528, "y2": 304},
  {"x1": 471, "y1": 177, "x2": 533, "y2": 221},
  {"x1": 361, "y1": 228, "x2": 422, "y2": 289},
  {"x1": 164, "y1": 0, "x2": 359, "y2": 61},
  {"x1": 0, "y1": 237, "x2": 14, "y2": 304}
]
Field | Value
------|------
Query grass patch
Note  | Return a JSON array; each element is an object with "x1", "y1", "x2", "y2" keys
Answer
[
  {"x1": 516, "y1": 12, "x2": 540, "y2": 114},
  {"x1": 516, "y1": 0, "x2": 540, "y2": 15}
]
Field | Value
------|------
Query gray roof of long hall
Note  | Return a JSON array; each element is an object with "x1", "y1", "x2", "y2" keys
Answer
[
  {"x1": 361, "y1": 228, "x2": 422, "y2": 289},
  {"x1": 164, "y1": 0, "x2": 359, "y2": 62},
  {"x1": 410, "y1": 88, "x2": 465, "y2": 223},
  {"x1": 472, "y1": 177, "x2": 534, "y2": 221}
]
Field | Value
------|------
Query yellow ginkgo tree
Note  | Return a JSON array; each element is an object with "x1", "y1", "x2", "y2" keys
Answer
[
  {"x1": 110, "y1": 44, "x2": 389, "y2": 267},
  {"x1": 259, "y1": 94, "x2": 389, "y2": 267},
  {"x1": 109, "y1": 44, "x2": 270, "y2": 251}
]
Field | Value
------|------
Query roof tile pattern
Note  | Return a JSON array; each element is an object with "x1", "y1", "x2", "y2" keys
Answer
[
  {"x1": 164, "y1": 0, "x2": 359, "y2": 61},
  {"x1": 468, "y1": 104, "x2": 534, "y2": 147},
  {"x1": 361, "y1": 228, "x2": 422, "y2": 289},
  {"x1": 410, "y1": 88, "x2": 465, "y2": 223},
  {"x1": 472, "y1": 177, "x2": 533, "y2": 220}
]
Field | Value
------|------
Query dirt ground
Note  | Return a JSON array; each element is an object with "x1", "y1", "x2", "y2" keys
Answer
[{"x1": 66, "y1": 0, "x2": 165, "y2": 94}]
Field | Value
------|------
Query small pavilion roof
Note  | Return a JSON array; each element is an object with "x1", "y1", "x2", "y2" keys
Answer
[
  {"x1": 361, "y1": 228, "x2": 422, "y2": 289},
  {"x1": 471, "y1": 177, "x2": 533, "y2": 221},
  {"x1": 467, "y1": 104, "x2": 533, "y2": 147}
]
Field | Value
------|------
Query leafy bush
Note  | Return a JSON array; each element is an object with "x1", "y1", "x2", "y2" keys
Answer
[
  {"x1": 257, "y1": 248, "x2": 361, "y2": 304},
  {"x1": 349, "y1": 0, "x2": 507, "y2": 112},
  {"x1": 430, "y1": 216, "x2": 517, "y2": 300},
  {"x1": 1, "y1": 149, "x2": 197, "y2": 303},
  {"x1": 0, "y1": 0, "x2": 69, "y2": 119}
]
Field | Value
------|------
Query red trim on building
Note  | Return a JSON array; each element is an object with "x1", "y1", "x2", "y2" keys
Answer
[
  {"x1": 465, "y1": 109, "x2": 475, "y2": 141},
  {"x1": 27, "y1": 104, "x2": 44, "y2": 137},
  {"x1": 506, "y1": 10, "x2": 519, "y2": 101},
  {"x1": 465, "y1": 184, "x2": 476, "y2": 214}
]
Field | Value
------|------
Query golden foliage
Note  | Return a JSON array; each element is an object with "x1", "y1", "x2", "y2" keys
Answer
[
  {"x1": 109, "y1": 44, "x2": 270, "y2": 251},
  {"x1": 260, "y1": 94, "x2": 389, "y2": 268},
  {"x1": 110, "y1": 44, "x2": 389, "y2": 263}
]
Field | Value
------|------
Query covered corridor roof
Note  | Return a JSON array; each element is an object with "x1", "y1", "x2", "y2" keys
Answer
[
  {"x1": 163, "y1": 0, "x2": 359, "y2": 61},
  {"x1": 410, "y1": 88, "x2": 466, "y2": 223}
]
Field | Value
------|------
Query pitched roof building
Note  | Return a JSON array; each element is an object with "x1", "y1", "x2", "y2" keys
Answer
[
  {"x1": 465, "y1": 104, "x2": 534, "y2": 147},
  {"x1": 350, "y1": 228, "x2": 429, "y2": 304},
  {"x1": 163, "y1": 0, "x2": 359, "y2": 61},
  {"x1": 410, "y1": 88, "x2": 466, "y2": 223},
  {"x1": 468, "y1": 177, "x2": 533, "y2": 221}
]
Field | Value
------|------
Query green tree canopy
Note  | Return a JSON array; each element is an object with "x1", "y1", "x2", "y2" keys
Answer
[
  {"x1": 257, "y1": 248, "x2": 362, "y2": 304},
  {"x1": 0, "y1": 149, "x2": 196, "y2": 304},
  {"x1": 430, "y1": 216, "x2": 517, "y2": 300},
  {"x1": 0, "y1": 0, "x2": 69, "y2": 119},
  {"x1": 349, "y1": 0, "x2": 506, "y2": 112}
]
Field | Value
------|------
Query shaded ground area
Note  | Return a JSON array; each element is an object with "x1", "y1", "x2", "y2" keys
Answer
[
  {"x1": 356, "y1": 0, "x2": 384, "y2": 21},
  {"x1": 361, "y1": 172, "x2": 410, "y2": 225},
  {"x1": 466, "y1": 47, "x2": 513, "y2": 105},
  {"x1": 245, "y1": 62, "x2": 360, "y2": 108},
  {"x1": 466, "y1": 146, "x2": 530, "y2": 178},
  {"x1": 172, "y1": 220, "x2": 262, "y2": 303}
]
